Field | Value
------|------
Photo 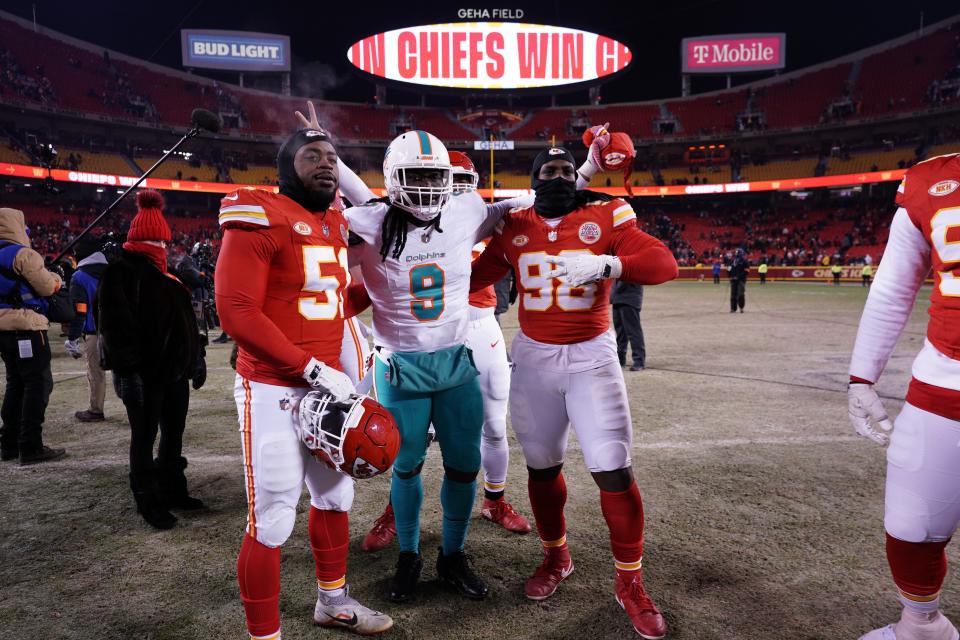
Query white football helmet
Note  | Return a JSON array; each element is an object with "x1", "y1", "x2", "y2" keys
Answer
[{"x1": 383, "y1": 130, "x2": 453, "y2": 221}]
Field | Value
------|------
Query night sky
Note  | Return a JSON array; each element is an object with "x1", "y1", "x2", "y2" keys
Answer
[{"x1": 5, "y1": 0, "x2": 959, "y2": 104}]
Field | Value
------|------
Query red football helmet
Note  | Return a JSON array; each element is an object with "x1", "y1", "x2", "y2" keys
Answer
[
  {"x1": 448, "y1": 150, "x2": 479, "y2": 194},
  {"x1": 582, "y1": 128, "x2": 636, "y2": 196},
  {"x1": 296, "y1": 392, "x2": 400, "y2": 479}
]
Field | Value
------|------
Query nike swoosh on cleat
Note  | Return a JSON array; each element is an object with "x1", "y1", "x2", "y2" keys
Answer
[{"x1": 327, "y1": 612, "x2": 359, "y2": 626}]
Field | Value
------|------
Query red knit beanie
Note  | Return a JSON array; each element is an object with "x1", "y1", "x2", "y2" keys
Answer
[{"x1": 127, "y1": 190, "x2": 172, "y2": 242}]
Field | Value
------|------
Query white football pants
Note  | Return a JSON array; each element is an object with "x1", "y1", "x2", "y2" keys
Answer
[
  {"x1": 885, "y1": 402, "x2": 960, "y2": 543},
  {"x1": 233, "y1": 376, "x2": 355, "y2": 549},
  {"x1": 508, "y1": 330, "x2": 632, "y2": 473},
  {"x1": 464, "y1": 310, "x2": 511, "y2": 493}
]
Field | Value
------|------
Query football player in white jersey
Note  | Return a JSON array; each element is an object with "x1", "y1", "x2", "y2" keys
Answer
[
  {"x1": 849, "y1": 154, "x2": 960, "y2": 640},
  {"x1": 340, "y1": 129, "x2": 507, "y2": 603},
  {"x1": 360, "y1": 151, "x2": 532, "y2": 551}
]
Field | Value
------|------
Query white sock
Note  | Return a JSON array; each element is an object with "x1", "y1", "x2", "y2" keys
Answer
[{"x1": 481, "y1": 421, "x2": 508, "y2": 494}]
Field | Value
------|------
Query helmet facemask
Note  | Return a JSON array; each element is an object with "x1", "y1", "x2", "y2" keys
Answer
[
  {"x1": 386, "y1": 165, "x2": 453, "y2": 221},
  {"x1": 296, "y1": 391, "x2": 363, "y2": 468},
  {"x1": 451, "y1": 168, "x2": 479, "y2": 194}
]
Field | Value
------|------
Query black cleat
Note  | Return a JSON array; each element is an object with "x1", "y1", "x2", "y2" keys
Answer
[
  {"x1": 390, "y1": 551, "x2": 422, "y2": 602},
  {"x1": 436, "y1": 547, "x2": 488, "y2": 600}
]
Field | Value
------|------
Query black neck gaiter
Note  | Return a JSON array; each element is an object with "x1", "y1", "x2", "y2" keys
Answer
[{"x1": 531, "y1": 147, "x2": 578, "y2": 218}]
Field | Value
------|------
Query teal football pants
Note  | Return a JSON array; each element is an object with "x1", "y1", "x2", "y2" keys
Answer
[{"x1": 374, "y1": 357, "x2": 483, "y2": 554}]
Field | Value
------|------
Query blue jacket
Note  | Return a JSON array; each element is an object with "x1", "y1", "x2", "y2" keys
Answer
[{"x1": 0, "y1": 241, "x2": 48, "y2": 315}]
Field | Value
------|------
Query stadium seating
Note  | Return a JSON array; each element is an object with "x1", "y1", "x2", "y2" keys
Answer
[
  {"x1": 59, "y1": 147, "x2": 134, "y2": 175},
  {"x1": 133, "y1": 156, "x2": 219, "y2": 181},
  {"x1": 2, "y1": 10, "x2": 957, "y2": 143},
  {"x1": 228, "y1": 164, "x2": 277, "y2": 185},
  {"x1": 0, "y1": 144, "x2": 31, "y2": 164}
]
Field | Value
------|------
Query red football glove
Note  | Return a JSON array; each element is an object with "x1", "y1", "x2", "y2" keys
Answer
[{"x1": 582, "y1": 122, "x2": 611, "y2": 168}]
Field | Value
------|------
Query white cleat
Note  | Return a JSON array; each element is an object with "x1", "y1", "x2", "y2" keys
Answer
[
  {"x1": 314, "y1": 586, "x2": 394, "y2": 636},
  {"x1": 860, "y1": 611, "x2": 960, "y2": 640}
]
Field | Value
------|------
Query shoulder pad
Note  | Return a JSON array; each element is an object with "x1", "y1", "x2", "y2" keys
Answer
[
  {"x1": 218, "y1": 188, "x2": 274, "y2": 230},
  {"x1": 896, "y1": 154, "x2": 960, "y2": 211}
]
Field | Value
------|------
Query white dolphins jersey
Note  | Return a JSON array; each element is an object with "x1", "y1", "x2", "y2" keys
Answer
[{"x1": 346, "y1": 190, "x2": 502, "y2": 353}]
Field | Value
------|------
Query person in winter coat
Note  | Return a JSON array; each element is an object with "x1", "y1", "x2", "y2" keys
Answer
[
  {"x1": 0, "y1": 207, "x2": 65, "y2": 465},
  {"x1": 65, "y1": 237, "x2": 109, "y2": 422},
  {"x1": 96, "y1": 191, "x2": 207, "y2": 530}
]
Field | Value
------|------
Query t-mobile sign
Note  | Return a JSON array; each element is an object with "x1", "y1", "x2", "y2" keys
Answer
[{"x1": 681, "y1": 33, "x2": 785, "y2": 74}]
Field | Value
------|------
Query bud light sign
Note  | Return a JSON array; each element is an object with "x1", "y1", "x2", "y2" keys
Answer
[
  {"x1": 181, "y1": 30, "x2": 291, "y2": 72},
  {"x1": 681, "y1": 34, "x2": 785, "y2": 74}
]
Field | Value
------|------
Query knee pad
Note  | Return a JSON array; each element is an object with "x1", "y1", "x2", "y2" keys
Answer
[
  {"x1": 395, "y1": 461, "x2": 424, "y2": 480},
  {"x1": 256, "y1": 502, "x2": 297, "y2": 548},
  {"x1": 527, "y1": 464, "x2": 563, "y2": 482},
  {"x1": 481, "y1": 419, "x2": 507, "y2": 443},
  {"x1": 308, "y1": 468, "x2": 356, "y2": 512},
  {"x1": 443, "y1": 464, "x2": 479, "y2": 483}
]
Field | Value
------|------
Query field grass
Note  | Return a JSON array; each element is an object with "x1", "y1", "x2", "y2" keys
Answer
[{"x1": 0, "y1": 280, "x2": 945, "y2": 640}]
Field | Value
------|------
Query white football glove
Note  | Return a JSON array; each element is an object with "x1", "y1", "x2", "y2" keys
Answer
[
  {"x1": 546, "y1": 254, "x2": 622, "y2": 287},
  {"x1": 848, "y1": 383, "x2": 894, "y2": 445},
  {"x1": 64, "y1": 338, "x2": 83, "y2": 359},
  {"x1": 303, "y1": 357, "x2": 354, "y2": 401}
]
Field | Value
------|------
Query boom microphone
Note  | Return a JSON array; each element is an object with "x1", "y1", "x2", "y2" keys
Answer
[
  {"x1": 191, "y1": 108, "x2": 221, "y2": 134},
  {"x1": 51, "y1": 106, "x2": 220, "y2": 264}
]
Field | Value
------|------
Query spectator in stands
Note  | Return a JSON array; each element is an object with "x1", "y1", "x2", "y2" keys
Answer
[
  {"x1": 611, "y1": 281, "x2": 645, "y2": 371},
  {"x1": 0, "y1": 207, "x2": 65, "y2": 465},
  {"x1": 96, "y1": 191, "x2": 206, "y2": 530},
  {"x1": 65, "y1": 236, "x2": 109, "y2": 423},
  {"x1": 728, "y1": 249, "x2": 749, "y2": 313}
]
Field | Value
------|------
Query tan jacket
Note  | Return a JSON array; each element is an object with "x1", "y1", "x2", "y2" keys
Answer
[{"x1": 0, "y1": 208, "x2": 62, "y2": 331}]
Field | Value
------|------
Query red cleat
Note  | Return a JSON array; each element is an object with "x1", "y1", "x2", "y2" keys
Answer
[
  {"x1": 361, "y1": 503, "x2": 396, "y2": 552},
  {"x1": 615, "y1": 571, "x2": 667, "y2": 639},
  {"x1": 524, "y1": 548, "x2": 574, "y2": 600},
  {"x1": 481, "y1": 497, "x2": 532, "y2": 534}
]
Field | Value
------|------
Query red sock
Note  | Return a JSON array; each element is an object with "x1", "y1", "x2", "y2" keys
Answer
[
  {"x1": 600, "y1": 482, "x2": 645, "y2": 574},
  {"x1": 887, "y1": 534, "x2": 949, "y2": 600},
  {"x1": 309, "y1": 507, "x2": 349, "y2": 590},
  {"x1": 528, "y1": 472, "x2": 567, "y2": 550},
  {"x1": 237, "y1": 534, "x2": 281, "y2": 638}
]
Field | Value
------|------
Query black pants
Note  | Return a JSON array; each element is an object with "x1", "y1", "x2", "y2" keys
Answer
[
  {"x1": 612, "y1": 304, "x2": 645, "y2": 367},
  {"x1": 759, "y1": 273, "x2": 767, "y2": 284},
  {"x1": 833, "y1": 273, "x2": 841, "y2": 286},
  {"x1": 713, "y1": 274, "x2": 720, "y2": 284},
  {"x1": 730, "y1": 279, "x2": 746, "y2": 311},
  {"x1": 862, "y1": 275, "x2": 871, "y2": 287},
  {"x1": 0, "y1": 330, "x2": 53, "y2": 454},
  {"x1": 116, "y1": 373, "x2": 190, "y2": 496}
]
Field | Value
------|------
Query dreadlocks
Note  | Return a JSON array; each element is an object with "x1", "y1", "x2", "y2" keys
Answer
[{"x1": 378, "y1": 206, "x2": 443, "y2": 262}]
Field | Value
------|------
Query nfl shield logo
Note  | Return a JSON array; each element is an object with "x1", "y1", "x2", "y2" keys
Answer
[
  {"x1": 321, "y1": 223, "x2": 330, "y2": 237},
  {"x1": 547, "y1": 230, "x2": 558, "y2": 242}
]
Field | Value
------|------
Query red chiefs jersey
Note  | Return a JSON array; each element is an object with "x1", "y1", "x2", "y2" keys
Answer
[
  {"x1": 897, "y1": 153, "x2": 960, "y2": 359},
  {"x1": 471, "y1": 197, "x2": 676, "y2": 345},
  {"x1": 215, "y1": 188, "x2": 352, "y2": 387},
  {"x1": 469, "y1": 239, "x2": 498, "y2": 309}
]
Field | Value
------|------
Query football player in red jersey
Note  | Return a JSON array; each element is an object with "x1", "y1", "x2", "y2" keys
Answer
[
  {"x1": 470, "y1": 147, "x2": 677, "y2": 639},
  {"x1": 360, "y1": 151, "x2": 530, "y2": 552},
  {"x1": 849, "y1": 154, "x2": 960, "y2": 640},
  {"x1": 215, "y1": 129, "x2": 391, "y2": 640}
]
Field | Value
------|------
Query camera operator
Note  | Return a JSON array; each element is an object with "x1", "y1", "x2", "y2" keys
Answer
[{"x1": 0, "y1": 207, "x2": 65, "y2": 465}]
